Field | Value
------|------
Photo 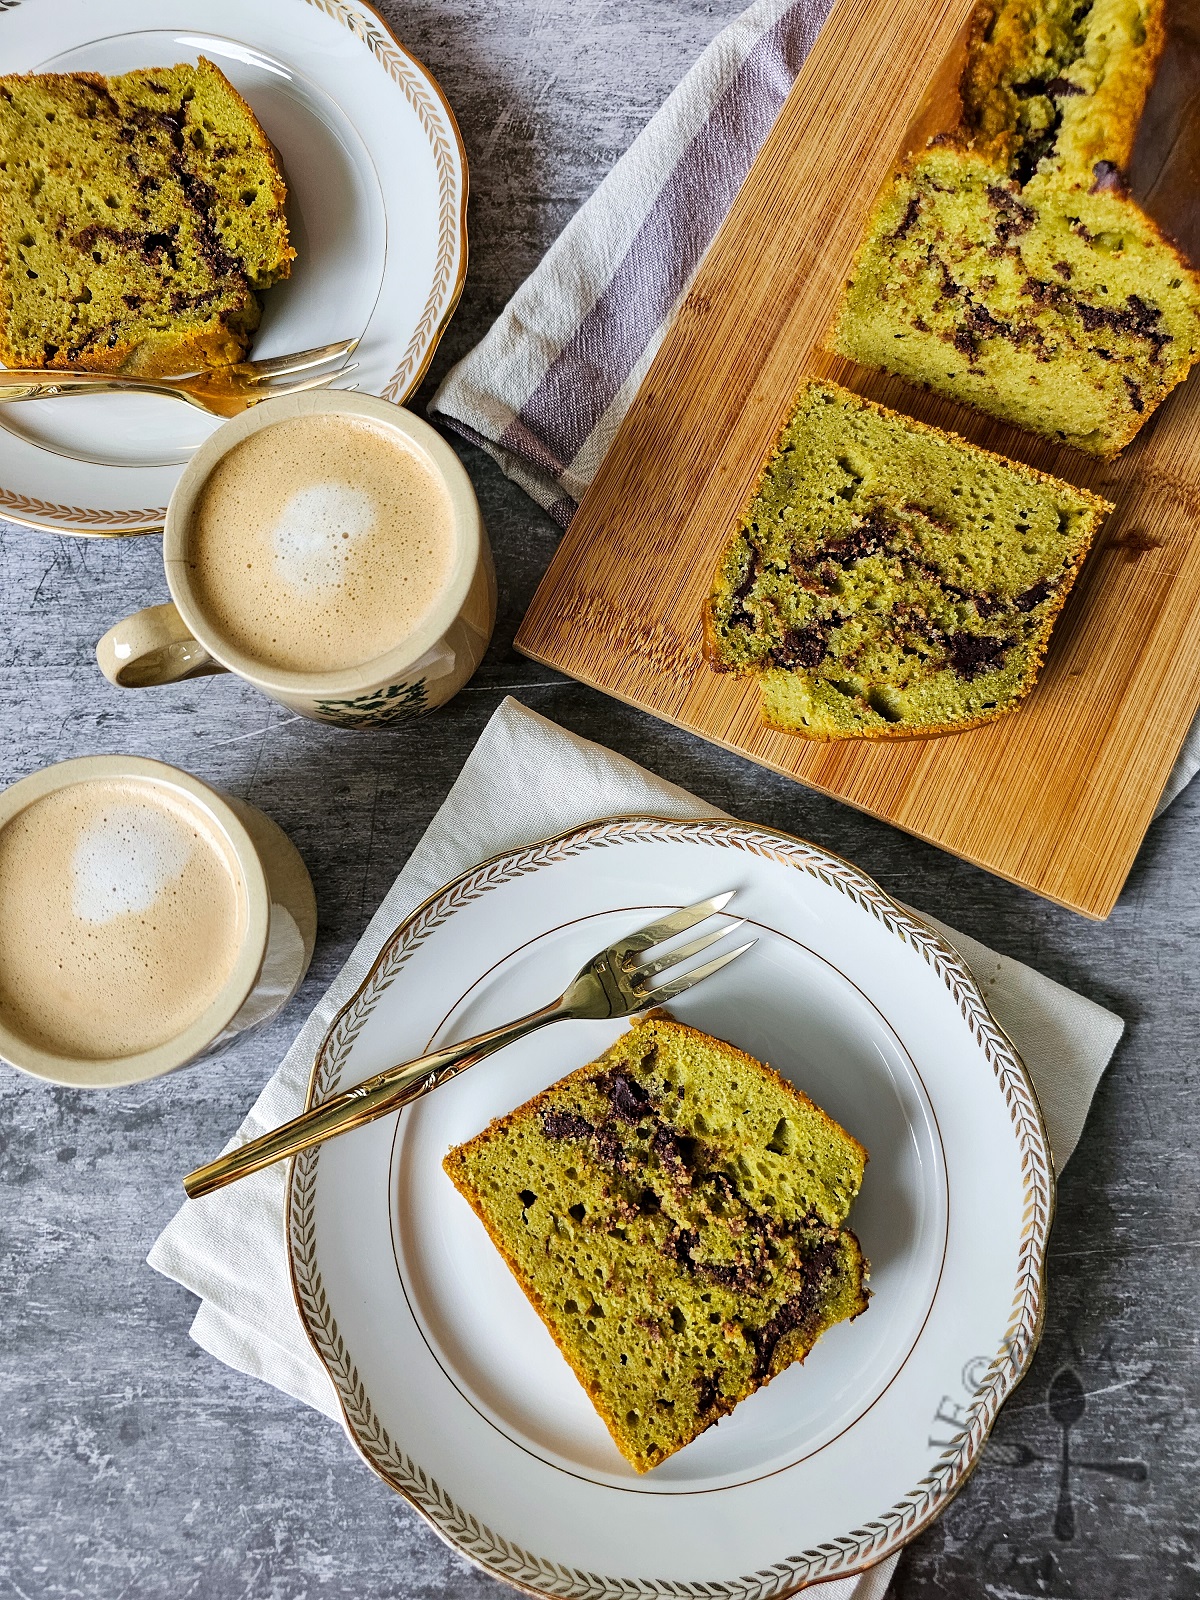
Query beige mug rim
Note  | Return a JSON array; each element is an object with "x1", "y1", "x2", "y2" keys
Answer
[
  {"x1": 0, "y1": 755, "x2": 271, "y2": 1089},
  {"x1": 163, "y1": 391, "x2": 483, "y2": 699}
]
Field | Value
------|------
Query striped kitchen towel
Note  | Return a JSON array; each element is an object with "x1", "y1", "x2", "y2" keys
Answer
[
  {"x1": 428, "y1": 0, "x2": 1200, "y2": 807},
  {"x1": 430, "y1": 0, "x2": 829, "y2": 525}
]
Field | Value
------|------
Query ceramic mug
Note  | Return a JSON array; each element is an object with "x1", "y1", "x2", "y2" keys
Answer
[
  {"x1": 96, "y1": 392, "x2": 496, "y2": 728},
  {"x1": 0, "y1": 755, "x2": 316, "y2": 1088}
]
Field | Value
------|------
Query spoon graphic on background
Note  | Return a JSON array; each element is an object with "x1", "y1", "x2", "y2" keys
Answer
[{"x1": 1048, "y1": 1367, "x2": 1086, "y2": 1540}]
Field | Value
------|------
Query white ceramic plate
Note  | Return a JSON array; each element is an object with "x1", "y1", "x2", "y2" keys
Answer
[
  {"x1": 0, "y1": 0, "x2": 466, "y2": 535},
  {"x1": 287, "y1": 818, "x2": 1054, "y2": 1597}
]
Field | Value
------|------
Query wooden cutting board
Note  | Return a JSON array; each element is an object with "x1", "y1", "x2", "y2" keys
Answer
[{"x1": 515, "y1": 0, "x2": 1200, "y2": 920}]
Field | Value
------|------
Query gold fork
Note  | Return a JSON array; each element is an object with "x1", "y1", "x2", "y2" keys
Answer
[
  {"x1": 184, "y1": 891, "x2": 754, "y2": 1199},
  {"x1": 0, "y1": 336, "x2": 360, "y2": 418}
]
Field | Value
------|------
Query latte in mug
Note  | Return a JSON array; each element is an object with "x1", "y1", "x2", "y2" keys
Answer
[
  {"x1": 186, "y1": 413, "x2": 458, "y2": 675},
  {"x1": 0, "y1": 778, "x2": 244, "y2": 1061},
  {"x1": 97, "y1": 392, "x2": 496, "y2": 728}
]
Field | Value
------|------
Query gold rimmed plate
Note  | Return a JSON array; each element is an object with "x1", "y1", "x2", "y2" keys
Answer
[
  {"x1": 0, "y1": 0, "x2": 466, "y2": 535},
  {"x1": 287, "y1": 816, "x2": 1053, "y2": 1597}
]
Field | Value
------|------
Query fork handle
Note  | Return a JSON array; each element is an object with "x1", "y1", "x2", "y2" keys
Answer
[
  {"x1": 183, "y1": 997, "x2": 572, "y2": 1199},
  {"x1": 0, "y1": 372, "x2": 174, "y2": 402}
]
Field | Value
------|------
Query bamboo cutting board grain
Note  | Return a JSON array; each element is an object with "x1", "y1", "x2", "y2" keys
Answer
[{"x1": 515, "y1": 0, "x2": 1200, "y2": 919}]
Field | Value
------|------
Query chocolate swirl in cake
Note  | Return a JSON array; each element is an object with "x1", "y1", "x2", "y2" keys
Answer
[
  {"x1": 832, "y1": 0, "x2": 1200, "y2": 456},
  {"x1": 447, "y1": 1016, "x2": 868, "y2": 1471},
  {"x1": 706, "y1": 381, "x2": 1108, "y2": 739},
  {"x1": 0, "y1": 58, "x2": 294, "y2": 376}
]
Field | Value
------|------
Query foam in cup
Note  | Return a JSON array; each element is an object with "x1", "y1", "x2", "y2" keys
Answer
[
  {"x1": 186, "y1": 414, "x2": 457, "y2": 676},
  {"x1": 272, "y1": 482, "x2": 376, "y2": 592},
  {"x1": 71, "y1": 801, "x2": 195, "y2": 924},
  {"x1": 0, "y1": 779, "x2": 244, "y2": 1062}
]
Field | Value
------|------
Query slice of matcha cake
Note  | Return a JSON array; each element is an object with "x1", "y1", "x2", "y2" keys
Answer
[
  {"x1": 444, "y1": 1015, "x2": 869, "y2": 1473},
  {"x1": 705, "y1": 380, "x2": 1109, "y2": 739},
  {"x1": 0, "y1": 59, "x2": 293, "y2": 375},
  {"x1": 833, "y1": 0, "x2": 1200, "y2": 455}
]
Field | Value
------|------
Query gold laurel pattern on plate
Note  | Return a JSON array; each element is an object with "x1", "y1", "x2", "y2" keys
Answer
[
  {"x1": 288, "y1": 816, "x2": 1054, "y2": 1600},
  {"x1": 0, "y1": 487, "x2": 167, "y2": 529},
  {"x1": 304, "y1": 0, "x2": 466, "y2": 404},
  {"x1": 0, "y1": 0, "x2": 465, "y2": 535}
]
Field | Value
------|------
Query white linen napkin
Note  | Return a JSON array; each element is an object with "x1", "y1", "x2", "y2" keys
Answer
[
  {"x1": 428, "y1": 0, "x2": 1200, "y2": 808},
  {"x1": 150, "y1": 697, "x2": 1123, "y2": 1600}
]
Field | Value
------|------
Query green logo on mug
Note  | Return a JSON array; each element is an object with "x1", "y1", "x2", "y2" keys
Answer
[{"x1": 312, "y1": 678, "x2": 429, "y2": 728}]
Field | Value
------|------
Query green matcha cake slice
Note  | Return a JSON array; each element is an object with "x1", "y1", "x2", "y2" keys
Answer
[
  {"x1": 705, "y1": 380, "x2": 1110, "y2": 739},
  {"x1": 0, "y1": 58, "x2": 293, "y2": 375},
  {"x1": 444, "y1": 1015, "x2": 869, "y2": 1473},
  {"x1": 832, "y1": 0, "x2": 1200, "y2": 455}
]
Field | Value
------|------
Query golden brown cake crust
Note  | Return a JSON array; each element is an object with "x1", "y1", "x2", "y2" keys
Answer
[
  {"x1": 1126, "y1": 1, "x2": 1200, "y2": 267},
  {"x1": 830, "y1": 4, "x2": 1200, "y2": 458},
  {"x1": 449, "y1": 1014, "x2": 870, "y2": 1174}
]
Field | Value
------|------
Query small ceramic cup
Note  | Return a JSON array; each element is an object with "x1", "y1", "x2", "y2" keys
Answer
[
  {"x1": 0, "y1": 755, "x2": 316, "y2": 1088},
  {"x1": 97, "y1": 392, "x2": 496, "y2": 728}
]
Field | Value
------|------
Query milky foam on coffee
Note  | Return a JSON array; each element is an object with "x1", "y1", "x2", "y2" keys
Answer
[
  {"x1": 71, "y1": 801, "x2": 196, "y2": 924},
  {"x1": 186, "y1": 414, "x2": 457, "y2": 675},
  {"x1": 272, "y1": 482, "x2": 375, "y2": 591},
  {"x1": 0, "y1": 780, "x2": 243, "y2": 1062}
]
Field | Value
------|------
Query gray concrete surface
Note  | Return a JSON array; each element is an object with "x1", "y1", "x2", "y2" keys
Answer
[{"x1": 1, "y1": 3, "x2": 1197, "y2": 1597}]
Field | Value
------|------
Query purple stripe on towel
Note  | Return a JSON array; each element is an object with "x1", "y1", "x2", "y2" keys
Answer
[
  {"x1": 499, "y1": 0, "x2": 823, "y2": 481},
  {"x1": 436, "y1": 414, "x2": 581, "y2": 525},
  {"x1": 546, "y1": 496, "x2": 577, "y2": 528}
]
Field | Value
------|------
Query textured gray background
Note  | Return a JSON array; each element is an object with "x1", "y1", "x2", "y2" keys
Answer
[{"x1": 1, "y1": 2, "x2": 1198, "y2": 1597}]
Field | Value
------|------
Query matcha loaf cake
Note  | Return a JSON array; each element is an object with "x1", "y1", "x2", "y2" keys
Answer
[
  {"x1": 444, "y1": 1015, "x2": 869, "y2": 1473},
  {"x1": 833, "y1": 0, "x2": 1200, "y2": 455},
  {"x1": 705, "y1": 380, "x2": 1110, "y2": 739},
  {"x1": 0, "y1": 59, "x2": 293, "y2": 375}
]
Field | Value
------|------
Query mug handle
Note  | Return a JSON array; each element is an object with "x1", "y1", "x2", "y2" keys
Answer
[{"x1": 97, "y1": 602, "x2": 226, "y2": 688}]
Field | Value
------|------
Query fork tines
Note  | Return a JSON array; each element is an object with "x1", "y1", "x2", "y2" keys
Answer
[
  {"x1": 637, "y1": 938, "x2": 756, "y2": 1005},
  {"x1": 618, "y1": 891, "x2": 755, "y2": 1006},
  {"x1": 249, "y1": 364, "x2": 360, "y2": 405},
  {"x1": 235, "y1": 335, "x2": 361, "y2": 382}
]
